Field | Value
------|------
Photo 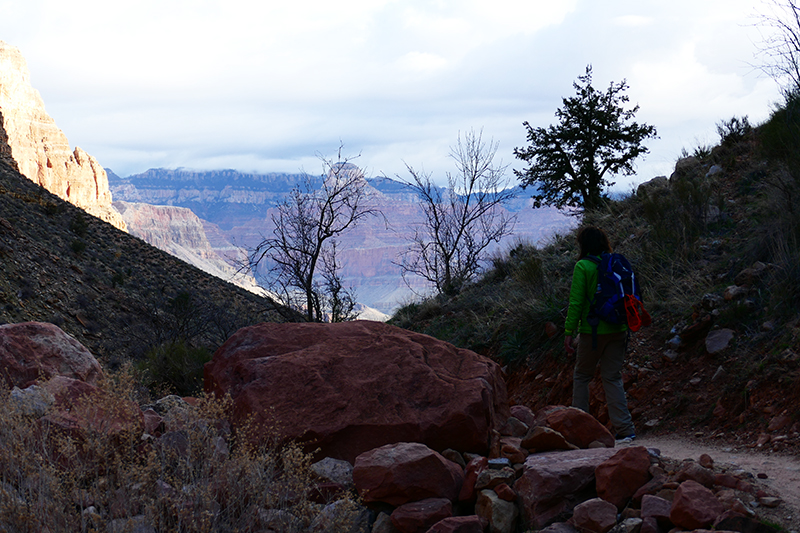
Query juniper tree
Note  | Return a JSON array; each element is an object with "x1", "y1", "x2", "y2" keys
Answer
[{"x1": 514, "y1": 66, "x2": 657, "y2": 212}]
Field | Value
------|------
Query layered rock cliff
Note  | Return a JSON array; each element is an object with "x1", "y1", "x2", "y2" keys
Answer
[
  {"x1": 113, "y1": 201, "x2": 265, "y2": 296},
  {"x1": 0, "y1": 40, "x2": 126, "y2": 230}
]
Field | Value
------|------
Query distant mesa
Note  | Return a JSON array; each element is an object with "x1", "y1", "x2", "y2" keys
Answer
[{"x1": 109, "y1": 168, "x2": 575, "y2": 314}]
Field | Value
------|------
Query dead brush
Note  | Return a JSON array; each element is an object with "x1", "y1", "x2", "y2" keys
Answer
[{"x1": 0, "y1": 368, "x2": 361, "y2": 532}]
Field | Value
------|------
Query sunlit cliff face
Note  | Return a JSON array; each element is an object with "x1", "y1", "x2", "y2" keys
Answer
[{"x1": 0, "y1": 40, "x2": 126, "y2": 231}]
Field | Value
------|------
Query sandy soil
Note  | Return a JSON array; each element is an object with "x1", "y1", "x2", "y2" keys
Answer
[{"x1": 636, "y1": 435, "x2": 800, "y2": 531}]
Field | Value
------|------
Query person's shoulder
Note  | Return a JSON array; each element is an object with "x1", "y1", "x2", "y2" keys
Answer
[{"x1": 577, "y1": 255, "x2": 601, "y2": 267}]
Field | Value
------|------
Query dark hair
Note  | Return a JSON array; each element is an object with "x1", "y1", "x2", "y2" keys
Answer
[{"x1": 577, "y1": 226, "x2": 612, "y2": 259}]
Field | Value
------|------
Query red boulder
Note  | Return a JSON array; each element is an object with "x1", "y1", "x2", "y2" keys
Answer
[
  {"x1": 0, "y1": 322, "x2": 103, "y2": 389},
  {"x1": 595, "y1": 446, "x2": 652, "y2": 509},
  {"x1": 515, "y1": 447, "x2": 617, "y2": 529},
  {"x1": 538, "y1": 406, "x2": 615, "y2": 449},
  {"x1": 391, "y1": 498, "x2": 452, "y2": 533},
  {"x1": 670, "y1": 480, "x2": 724, "y2": 529},
  {"x1": 353, "y1": 442, "x2": 464, "y2": 506},
  {"x1": 204, "y1": 321, "x2": 509, "y2": 462}
]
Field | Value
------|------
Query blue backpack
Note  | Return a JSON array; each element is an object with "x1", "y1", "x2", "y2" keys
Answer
[{"x1": 585, "y1": 253, "x2": 651, "y2": 347}]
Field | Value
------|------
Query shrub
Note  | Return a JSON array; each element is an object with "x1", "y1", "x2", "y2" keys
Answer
[
  {"x1": 69, "y1": 212, "x2": 88, "y2": 237},
  {"x1": 0, "y1": 370, "x2": 358, "y2": 531},
  {"x1": 716, "y1": 115, "x2": 752, "y2": 145},
  {"x1": 70, "y1": 238, "x2": 87, "y2": 255},
  {"x1": 137, "y1": 339, "x2": 212, "y2": 396}
]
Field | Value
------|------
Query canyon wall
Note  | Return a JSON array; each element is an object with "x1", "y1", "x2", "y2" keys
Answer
[
  {"x1": 0, "y1": 40, "x2": 125, "y2": 230},
  {"x1": 113, "y1": 201, "x2": 265, "y2": 297},
  {"x1": 110, "y1": 169, "x2": 575, "y2": 314}
]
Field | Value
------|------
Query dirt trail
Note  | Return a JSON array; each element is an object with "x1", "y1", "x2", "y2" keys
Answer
[{"x1": 636, "y1": 434, "x2": 800, "y2": 529}]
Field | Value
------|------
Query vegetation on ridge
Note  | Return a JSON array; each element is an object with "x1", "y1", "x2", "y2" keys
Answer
[{"x1": 390, "y1": 99, "x2": 800, "y2": 452}]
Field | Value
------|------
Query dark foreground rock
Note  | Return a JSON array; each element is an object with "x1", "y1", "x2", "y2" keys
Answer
[
  {"x1": 0, "y1": 321, "x2": 103, "y2": 388},
  {"x1": 204, "y1": 320, "x2": 510, "y2": 463}
]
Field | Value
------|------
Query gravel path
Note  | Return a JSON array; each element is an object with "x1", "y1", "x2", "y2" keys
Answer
[{"x1": 636, "y1": 434, "x2": 800, "y2": 530}]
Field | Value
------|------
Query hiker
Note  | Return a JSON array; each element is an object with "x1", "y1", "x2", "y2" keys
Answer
[{"x1": 563, "y1": 226, "x2": 636, "y2": 442}]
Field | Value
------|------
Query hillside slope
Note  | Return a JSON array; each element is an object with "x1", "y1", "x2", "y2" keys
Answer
[
  {"x1": 0, "y1": 159, "x2": 291, "y2": 369},
  {"x1": 390, "y1": 122, "x2": 800, "y2": 456}
]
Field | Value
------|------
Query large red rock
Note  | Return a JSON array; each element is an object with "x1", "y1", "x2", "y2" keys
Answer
[
  {"x1": 537, "y1": 406, "x2": 615, "y2": 449},
  {"x1": 595, "y1": 446, "x2": 652, "y2": 509},
  {"x1": 515, "y1": 447, "x2": 617, "y2": 529},
  {"x1": 670, "y1": 480, "x2": 724, "y2": 529},
  {"x1": 204, "y1": 321, "x2": 510, "y2": 462},
  {"x1": 391, "y1": 498, "x2": 452, "y2": 533},
  {"x1": 353, "y1": 442, "x2": 464, "y2": 506},
  {"x1": 0, "y1": 322, "x2": 103, "y2": 389}
]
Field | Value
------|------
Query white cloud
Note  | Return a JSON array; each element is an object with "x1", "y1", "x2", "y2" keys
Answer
[{"x1": 0, "y1": 0, "x2": 783, "y2": 186}]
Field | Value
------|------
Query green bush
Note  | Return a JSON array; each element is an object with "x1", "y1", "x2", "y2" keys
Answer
[
  {"x1": 137, "y1": 340, "x2": 212, "y2": 396},
  {"x1": 70, "y1": 238, "x2": 86, "y2": 255},
  {"x1": 69, "y1": 212, "x2": 88, "y2": 236},
  {"x1": 716, "y1": 115, "x2": 751, "y2": 145}
]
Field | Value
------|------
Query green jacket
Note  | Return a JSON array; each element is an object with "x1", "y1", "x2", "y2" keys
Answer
[{"x1": 564, "y1": 256, "x2": 628, "y2": 336}]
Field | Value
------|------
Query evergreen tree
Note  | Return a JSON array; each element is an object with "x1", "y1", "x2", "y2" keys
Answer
[{"x1": 514, "y1": 66, "x2": 657, "y2": 211}]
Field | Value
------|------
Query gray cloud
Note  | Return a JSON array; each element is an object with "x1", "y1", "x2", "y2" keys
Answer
[{"x1": 1, "y1": 0, "x2": 781, "y2": 189}]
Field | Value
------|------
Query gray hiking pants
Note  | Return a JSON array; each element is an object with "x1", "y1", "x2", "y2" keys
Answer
[{"x1": 572, "y1": 331, "x2": 635, "y2": 438}]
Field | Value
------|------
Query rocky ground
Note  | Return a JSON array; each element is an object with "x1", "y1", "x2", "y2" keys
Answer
[{"x1": 634, "y1": 434, "x2": 800, "y2": 531}]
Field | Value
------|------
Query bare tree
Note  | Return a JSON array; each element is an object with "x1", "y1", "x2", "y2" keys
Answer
[
  {"x1": 248, "y1": 149, "x2": 380, "y2": 322},
  {"x1": 755, "y1": 0, "x2": 800, "y2": 98},
  {"x1": 398, "y1": 130, "x2": 516, "y2": 295}
]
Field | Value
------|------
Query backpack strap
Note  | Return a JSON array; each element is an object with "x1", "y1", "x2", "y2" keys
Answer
[{"x1": 583, "y1": 255, "x2": 602, "y2": 349}]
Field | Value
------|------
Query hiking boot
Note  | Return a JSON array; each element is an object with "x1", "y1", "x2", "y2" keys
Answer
[{"x1": 615, "y1": 434, "x2": 636, "y2": 445}]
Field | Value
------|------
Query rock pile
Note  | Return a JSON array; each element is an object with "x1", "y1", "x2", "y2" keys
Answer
[
  {"x1": 331, "y1": 404, "x2": 785, "y2": 532},
  {"x1": 0, "y1": 321, "x2": 787, "y2": 532}
]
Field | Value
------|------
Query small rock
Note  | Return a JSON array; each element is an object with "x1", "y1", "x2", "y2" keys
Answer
[
  {"x1": 723, "y1": 285, "x2": 748, "y2": 301},
  {"x1": 476, "y1": 489, "x2": 518, "y2": 533},
  {"x1": 698, "y1": 454, "x2": 713, "y2": 469},
  {"x1": 487, "y1": 457, "x2": 511, "y2": 469},
  {"x1": 569, "y1": 498, "x2": 617, "y2": 533},
  {"x1": 768, "y1": 414, "x2": 791, "y2": 432},
  {"x1": 666, "y1": 335, "x2": 682, "y2": 349},
  {"x1": 759, "y1": 496, "x2": 783, "y2": 508},
  {"x1": 475, "y1": 467, "x2": 516, "y2": 491},
  {"x1": 705, "y1": 328, "x2": 735, "y2": 354},
  {"x1": 441, "y1": 449, "x2": 466, "y2": 468},
  {"x1": 499, "y1": 417, "x2": 528, "y2": 438},
  {"x1": 663, "y1": 349, "x2": 679, "y2": 362},
  {"x1": 310, "y1": 457, "x2": 354, "y2": 488}
]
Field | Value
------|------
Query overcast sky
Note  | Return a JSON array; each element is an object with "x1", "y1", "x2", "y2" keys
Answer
[{"x1": 0, "y1": 0, "x2": 784, "y2": 190}]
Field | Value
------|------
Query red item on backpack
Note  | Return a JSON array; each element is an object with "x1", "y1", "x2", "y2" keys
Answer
[{"x1": 623, "y1": 294, "x2": 651, "y2": 332}]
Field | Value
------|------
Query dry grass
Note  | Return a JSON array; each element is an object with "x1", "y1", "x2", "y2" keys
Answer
[
  {"x1": 0, "y1": 368, "x2": 361, "y2": 532},
  {"x1": 390, "y1": 115, "x2": 800, "y2": 371}
]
